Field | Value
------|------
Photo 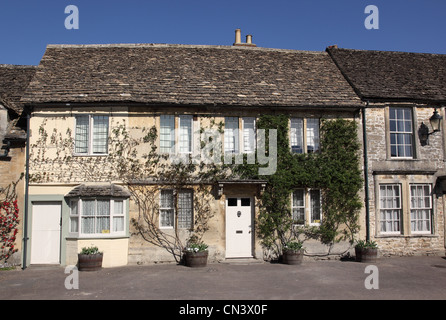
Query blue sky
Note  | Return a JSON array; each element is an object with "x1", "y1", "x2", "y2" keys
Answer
[{"x1": 0, "y1": 0, "x2": 445, "y2": 65}]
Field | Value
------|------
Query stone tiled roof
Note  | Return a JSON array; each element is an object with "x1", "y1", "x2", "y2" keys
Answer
[
  {"x1": 0, "y1": 64, "x2": 36, "y2": 115},
  {"x1": 22, "y1": 44, "x2": 361, "y2": 108},
  {"x1": 327, "y1": 47, "x2": 446, "y2": 103},
  {"x1": 65, "y1": 184, "x2": 131, "y2": 198}
]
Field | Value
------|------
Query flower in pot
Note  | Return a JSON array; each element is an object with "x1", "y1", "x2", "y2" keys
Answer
[
  {"x1": 78, "y1": 246, "x2": 103, "y2": 271},
  {"x1": 282, "y1": 240, "x2": 304, "y2": 265},
  {"x1": 355, "y1": 240, "x2": 378, "y2": 263},
  {"x1": 183, "y1": 237, "x2": 209, "y2": 268}
]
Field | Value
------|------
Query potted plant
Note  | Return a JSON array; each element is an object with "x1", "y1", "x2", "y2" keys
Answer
[
  {"x1": 78, "y1": 246, "x2": 103, "y2": 271},
  {"x1": 282, "y1": 240, "x2": 304, "y2": 265},
  {"x1": 355, "y1": 240, "x2": 378, "y2": 263},
  {"x1": 183, "y1": 237, "x2": 208, "y2": 268}
]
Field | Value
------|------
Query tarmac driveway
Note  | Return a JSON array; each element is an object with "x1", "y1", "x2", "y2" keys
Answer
[{"x1": 1, "y1": 256, "x2": 446, "y2": 301}]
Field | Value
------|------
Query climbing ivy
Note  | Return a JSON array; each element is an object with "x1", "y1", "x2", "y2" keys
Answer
[{"x1": 235, "y1": 115, "x2": 363, "y2": 258}]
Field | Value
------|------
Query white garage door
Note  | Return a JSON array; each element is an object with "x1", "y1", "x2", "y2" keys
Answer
[{"x1": 30, "y1": 202, "x2": 61, "y2": 264}]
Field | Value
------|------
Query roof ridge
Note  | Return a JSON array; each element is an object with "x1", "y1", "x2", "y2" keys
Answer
[
  {"x1": 45, "y1": 43, "x2": 326, "y2": 55},
  {"x1": 328, "y1": 47, "x2": 446, "y2": 56}
]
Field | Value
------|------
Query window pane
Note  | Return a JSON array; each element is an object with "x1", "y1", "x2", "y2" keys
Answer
[
  {"x1": 379, "y1": 184, "x2": 402, "y2": 233},
  {"x1": 310, "y1": 189, "x2": 321, "y2": 223},
  {"x1": 227, "y1": 198, "x2": 237, "y2": 206},
  {"x1": 160, "y1": 115, "x2": 175, "y2": 153},
  {"x1": 70, "y1": 217, "x2": 78, "y2": 233},
  {"x1": 290, "y1": 118, "x2": 303, "y2": 154},
  {"x1": 75, "y1": 116, "x2": 89, "y2": 154},
  {"x1": 96, "y1": 217, "x2": 110, "y2": 234},
  {"x1": 92, "y1": 116, "x2": 109, "y2": 154},
  {"x1": 160, "y1": 190, "x2": 174, "y2": 208},
  {"x1": 410, "y1": 184, "x2": 432, "y2": 233},
  {"x1": 178, "y1": 190, "x2": 193, "y2": 229},
  {"x1": 179, "y1": 115, "x2": 192, "y2": 153},
  {"x1": 224, "y1": 117, "x2": 239, "y2": 153},
  {"x1": 113, "y1": 217, "x2": 124, "y2": 232},
  {"x1": 243, "y1": 117, "x2": 256, "y2": 153},
  {"x1": 114, "y1": 200, "x2": 123, "y2": 215},
  {"x1": 241, "y1": 198, "x2": 251, "y2": 206},
  {"x1": 389, "y1": 107, "x2": 413, "y2": 158},
  {"x1": 82, "y1": 200, "x2": 95, "y2": 216},
  {"x1": 307, "y1": 119, "x2": 319, "y2": 153}
]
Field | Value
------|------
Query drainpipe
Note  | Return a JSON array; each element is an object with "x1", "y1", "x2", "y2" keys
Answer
[
  {"x1": 22, "y1": 111, "x2": 30, "y2": 270},
  {"x1": 362, "y1": 102, "x2": 370, "y2": 241}
]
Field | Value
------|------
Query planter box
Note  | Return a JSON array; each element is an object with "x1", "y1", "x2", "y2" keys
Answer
[
  {"x1": 355, "y1": 247, "x2": 378, "y2": 263},
  {"x1": 78, "y1": 253, "x2": 103, "y2": 271},
  {"x1": 184, "y1": 250, "x2": 208, "y2": 268},
  {"x1": 282, "y1": 250, "x2": 304, "y2": 265}
]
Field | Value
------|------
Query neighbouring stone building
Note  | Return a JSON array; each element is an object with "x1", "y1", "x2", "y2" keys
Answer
[
  {"x1": 0, "y1": 64, "x2": 36, "y2": 265},
  {"x1": 328, "y1": 47, "x2": 446, "y2": 256}
]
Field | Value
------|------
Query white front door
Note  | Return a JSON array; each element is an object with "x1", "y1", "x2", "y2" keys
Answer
[
  {"x1": 30, "y1": 202, "x2": 61, "y2": 264},
  {"x1": 225, "y1": 197, "x2": 253, "y2": 258}
]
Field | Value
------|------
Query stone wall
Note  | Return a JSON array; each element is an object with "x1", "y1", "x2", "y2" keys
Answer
[{"x1": 364, "y1": 104, "x2": 446, "y2": 256}]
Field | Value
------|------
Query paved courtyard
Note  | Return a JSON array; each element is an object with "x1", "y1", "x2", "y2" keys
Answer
[{"x1": 1, "y1": 256, "x2": 445, "y2": 302}]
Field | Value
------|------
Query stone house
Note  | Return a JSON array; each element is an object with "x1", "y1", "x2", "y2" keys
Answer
[
  {"x1": 0, "y1": 64, "x2": 36, "y2": 265},
  {"x1": 19, "y1": 41, "x2": 363, "y2": 267},
  {"x1": 327, "y1": 47, "x2": 446, "y2": 256}
]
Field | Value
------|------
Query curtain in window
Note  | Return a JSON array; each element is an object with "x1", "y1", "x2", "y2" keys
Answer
[
  {"x1": 306, "y1": 119, "x2": 320, "y2": 153},
  {"x1": 410, "y1": 185, "x2": 431, "y2": 232},
  {"x1": 179, "y1": 116, "x2": 192, "y2": 153},
  {"x1": 292, "y1": 190, "x2": 305, "y2": 224},
  {"x1": 81, "y1": 200, "x2": 96, "y2": 234},
  {"x1": 242, "y1": 117, "x2": 256, "y2": 153},
  {"x1": 75, "y1": 116, "x2": 89, "y2": 154},
  {"x1": 310, "y1": 189, "x2": 321, "y2": 223},
  {"x1": 160, "y1": 190, "x2": 174, "y2": 227},
  {"x1": 113, "y1": 200, "x2": 124, "y2": 232},
  {"x1": 225, "y1": 117, "x2": 239, "y2": 153},
  {"x1": 70, "y1": 200, "x2": 79, "y2": 233},
  {"x1": 379, "y1": 184, "x2": 401, "y2": 233},
  {"x1": 92, "y1": 116, "x2": 109, "y2": 154},
  {"x1": 96, "y1": 200, "x2": 110, "y2": 233},
  {"x1": 178, "y1": 190, "x2": 193, "y2": 229},
  {"x1": 290, "y1": 118, "x2": 303, "y2": 154},
  {"x1": 160, "y1": 115, "x2": 175, "y2": 153}
]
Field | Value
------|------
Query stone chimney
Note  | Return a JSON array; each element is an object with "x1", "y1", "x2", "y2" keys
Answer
[{"x1": 233, "y1": 29, "x2": 256, "y2": 47}]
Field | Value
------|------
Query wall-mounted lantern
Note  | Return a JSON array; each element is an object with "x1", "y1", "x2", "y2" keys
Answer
[{"x1": 419, "y1": 108, "x2": 443, "y2": 146}]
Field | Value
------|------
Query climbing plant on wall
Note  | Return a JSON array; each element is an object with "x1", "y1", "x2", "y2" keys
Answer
[{"x1": 234, "y1": 115, "x2": 363, "y2": 258}]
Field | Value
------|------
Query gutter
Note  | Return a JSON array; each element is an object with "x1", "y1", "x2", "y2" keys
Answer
[
  {"x1": 362, "y1": 102, "x2": 370, "y2": 241},
  {"x1": 22, "y1": 111, "x2": 30, "y2": 270}
]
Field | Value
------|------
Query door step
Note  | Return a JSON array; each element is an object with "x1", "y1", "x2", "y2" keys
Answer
[{"x1": 220, "y1": 258, "x2": 264, "y2": 265}]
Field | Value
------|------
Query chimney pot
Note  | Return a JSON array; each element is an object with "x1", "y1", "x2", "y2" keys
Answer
[
  {"x1": 234, "y1": 29, "x2": 242, "y2": 45},
  {"x1": 246, "y1": 35, "x2": 252, "y2": 44}
]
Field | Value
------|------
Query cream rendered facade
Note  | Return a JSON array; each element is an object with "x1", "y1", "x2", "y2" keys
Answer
[{"x1": 26, "y1": 105, "x2": 359, "y2": 267}]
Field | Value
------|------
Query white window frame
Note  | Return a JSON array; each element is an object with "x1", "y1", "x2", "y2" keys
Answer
[
  {"x1": 224, "y1": 117, "x2": 240, "y2": 154},
  {"x1": 389, "y1": 107, "x2": 414, "y2": 159},
  {"x1": 159, "y1": 189, "x2": 175, "y2": 229},
  {"x1": 74, "y1": 115, "x2": 109, "y2": 156},
  {"x1": 291, "y1": 189, "x2": 305, "y2": 225},
  {"x1": 159, "y1": 115, "x2": 194, "y2": 154},
  {"x1": 379, "y1": 184, "x2": 402, "y2": 235},
  {"x1": 410, "y1": 184, "x2": 432, "y2": 234},
  {"x1": 291, "y1": 188, "x2": 322, "y2": 226},
  {"x1": 160, "y1": 115, "x2": 175, "y2": 154},
  {"x1": 309, "y1": 189, "x2": 322, "y2": 226},
  {"x1": 290, "y1": 118, "x2": 320, "y2": 154},
  {"x1": 69, "y1": 198, "x2": 126, "y2": 238},
  {"x1": 242, "y1": 117, "x2": 256, "y2": 154}
]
